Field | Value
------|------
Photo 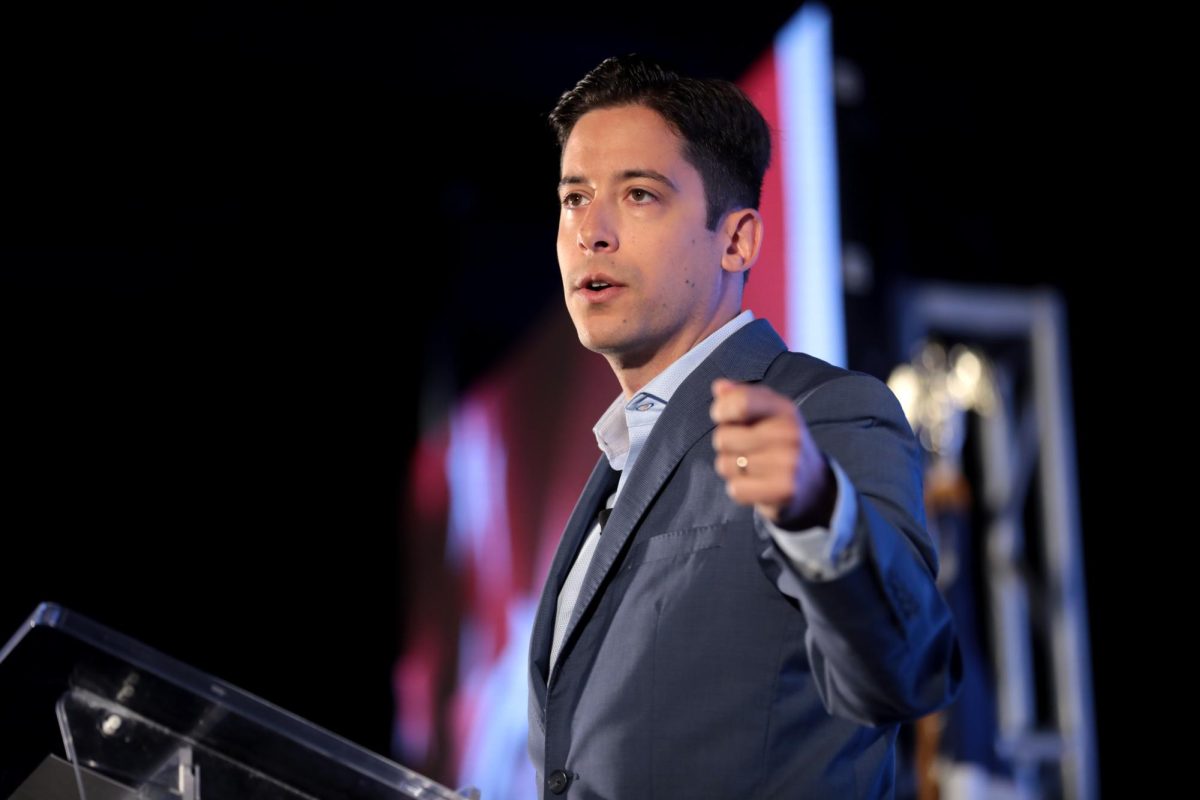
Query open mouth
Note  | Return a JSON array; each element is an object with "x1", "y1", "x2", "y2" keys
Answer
[{"x1": 578, "y1": 282, "x2": 624, "y2": 302}]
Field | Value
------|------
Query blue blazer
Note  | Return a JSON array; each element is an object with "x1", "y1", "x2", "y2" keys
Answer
[{"x1": 527, "y1": 318, "x2": 962, "y2": 798}]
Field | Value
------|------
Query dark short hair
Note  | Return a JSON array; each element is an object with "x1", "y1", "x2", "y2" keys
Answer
[{"x1": 549, "y1": 53, "x2": 772, "y2": 284}]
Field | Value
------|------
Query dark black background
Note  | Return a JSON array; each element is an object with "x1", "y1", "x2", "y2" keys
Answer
[{"x1": 2, "y1": 2, "x2": 1130, "y2": 793}]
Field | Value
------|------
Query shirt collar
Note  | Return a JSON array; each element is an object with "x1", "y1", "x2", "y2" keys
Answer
[{"x1": 592, "y1": 309, "x2": 756, "y2": 465}]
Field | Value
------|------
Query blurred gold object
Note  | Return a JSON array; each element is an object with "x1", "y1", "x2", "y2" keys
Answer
[{"x1": 888, "y1": 340, "x2": 996, "y2": 799}]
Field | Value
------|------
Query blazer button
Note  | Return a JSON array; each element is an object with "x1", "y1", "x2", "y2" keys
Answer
[{"x1": 547, "y1": 769, "x2": 572, "y2": 794}]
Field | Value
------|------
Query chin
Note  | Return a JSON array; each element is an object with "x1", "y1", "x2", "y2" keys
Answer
[
  {"x1": 571, "y1": 315, "x2": 640, "y2": 355},
  {"x1": 575, "y1": 330, "x2": 622, "y2": 356},
  {"x1": 576, "y1": 333, "x2": 610, "y2": 354}
]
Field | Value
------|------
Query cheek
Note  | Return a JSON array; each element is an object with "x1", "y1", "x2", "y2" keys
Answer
[
  {"x1": 556, "y1": 232, "x2": 574, "y2": 269},
  {"x1": 557, "y1": 215, "x2": 574, "y2": 245},
  {"x1": 669, "y1": 238, "x2": 703, "y2": 281}
]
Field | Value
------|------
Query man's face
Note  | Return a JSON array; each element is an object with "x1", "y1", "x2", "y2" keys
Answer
[{"x1": 557, "y1": 104, "x2": 730, "y2": 376}]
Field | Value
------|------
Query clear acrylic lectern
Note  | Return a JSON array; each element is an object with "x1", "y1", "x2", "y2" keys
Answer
[{"x1": 0, "y1": 603, "x2": 474, "y2": 800}]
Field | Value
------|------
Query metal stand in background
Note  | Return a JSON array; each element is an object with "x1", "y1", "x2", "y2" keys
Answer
[{"x1": 888, "y1": 283, "x2": 1095, "y2": 800}]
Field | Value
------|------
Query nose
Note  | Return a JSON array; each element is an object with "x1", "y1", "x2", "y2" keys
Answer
[{"x1": 577, "y1": 196, "x2": 617, "y2": 254}]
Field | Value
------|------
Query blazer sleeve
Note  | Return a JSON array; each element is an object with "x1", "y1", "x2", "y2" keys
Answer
[{"x1": 752, "y1": 371, "x2": 963, "y2": 726}]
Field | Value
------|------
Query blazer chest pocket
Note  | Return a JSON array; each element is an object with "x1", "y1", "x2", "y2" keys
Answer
[{"x1": 624, "y1": 522, "x2": 727, "y2": 569}]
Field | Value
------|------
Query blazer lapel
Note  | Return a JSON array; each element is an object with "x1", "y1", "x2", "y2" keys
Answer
[
  {"x1": 552, "y1": 318, "x2": 787, "y2": 674},
  {"x1": 529, "y1": 456, "x2": 621, "y2": 705}
]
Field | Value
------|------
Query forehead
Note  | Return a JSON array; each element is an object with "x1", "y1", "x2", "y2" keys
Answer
[{"x1": 560, "y1": 104, "x2": 693, "y2": 186}]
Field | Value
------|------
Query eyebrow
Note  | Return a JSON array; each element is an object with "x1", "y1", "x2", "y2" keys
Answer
[{"x1": 558, "y1": 169, "x2": 679, "y2": 193}]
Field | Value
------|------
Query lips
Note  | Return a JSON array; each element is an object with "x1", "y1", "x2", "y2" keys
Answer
[
  {"x1": 577, "y1": 284, "x2": 625, "y2": 304},
  {"x1": 571, "y1": 273, "x2": 626, "y2": 305},
  {"x1": 575, "y1": 273, "x2": 625, "y2": 291}
]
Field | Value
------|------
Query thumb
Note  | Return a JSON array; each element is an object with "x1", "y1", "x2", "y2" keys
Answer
[{"x1": 712, "y1": 377, "x2": 738, "y2": 395}]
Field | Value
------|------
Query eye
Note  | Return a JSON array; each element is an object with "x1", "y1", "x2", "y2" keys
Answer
[
  {"x1": 629, "y1": 188, "x2": 656, "y2": 203},
  {"x1": 560, "y1": 192, "x2": 588, "y2": 209}
]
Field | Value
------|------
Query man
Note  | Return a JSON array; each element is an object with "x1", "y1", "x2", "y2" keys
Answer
[{"x1": 527, "y1": 53, "x2": 961, "y2": 799}]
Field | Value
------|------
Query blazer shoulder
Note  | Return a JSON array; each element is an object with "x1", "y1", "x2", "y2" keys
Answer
[
  {"x1": 716, "y1": 320, "x2": 902, "y2": 415},
  {"x1": 762, "y1": 349, "x2": 881, "y2": 400}
]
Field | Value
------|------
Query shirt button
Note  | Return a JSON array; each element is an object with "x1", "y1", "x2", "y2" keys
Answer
[
  {"x1": 636, "y1": 401, "x2": 653, "y2": 411},
  {"x1": 547, "y1": 769, "x2": 571, "y2": 794}
]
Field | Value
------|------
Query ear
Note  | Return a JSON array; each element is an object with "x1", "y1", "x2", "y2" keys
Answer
[{"x1": 718, "y1": 208, "x2": 763, "y2": 277}]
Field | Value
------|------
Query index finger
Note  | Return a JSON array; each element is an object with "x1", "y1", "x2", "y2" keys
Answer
[{"x1": 710, "y1": 378, "x2": 794, "y2": 424}]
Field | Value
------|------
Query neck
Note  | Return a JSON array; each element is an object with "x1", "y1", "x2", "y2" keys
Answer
[{"x1": 607, "y1": 307, "x2": 743, "y2": 400}]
